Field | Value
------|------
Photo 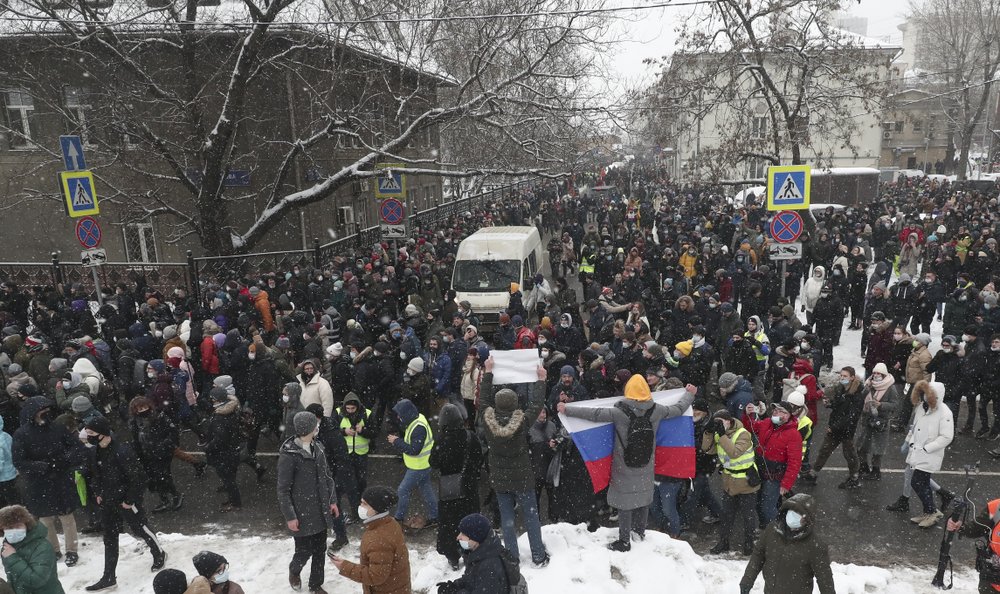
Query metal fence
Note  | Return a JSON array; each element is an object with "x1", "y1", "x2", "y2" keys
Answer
[
  {"x1": 0, "y1": 255, "x2": 191, "y2": 296},
  {"x1": 0, "y1": 178, "x2": 538, "y2": 298}
]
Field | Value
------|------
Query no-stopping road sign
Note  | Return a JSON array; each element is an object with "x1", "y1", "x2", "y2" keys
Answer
[
  {"x1": 769, "y1": 210, "x2": 803, "y2": 244},
  {"x1": 75, "y1": 216, "x2": 102, "y2": 249}
]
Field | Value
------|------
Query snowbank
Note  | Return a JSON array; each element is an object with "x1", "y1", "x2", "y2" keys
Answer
[{"x1": 55, "y1": 523, "x2": 978, "y2": 593}]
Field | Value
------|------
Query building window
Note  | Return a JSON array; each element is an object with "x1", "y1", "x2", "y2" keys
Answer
[
  {"x1": 3, "y1": 90, "x2": 36, "y2": 149},
  {"x1": 123, "y1": 222, "x2": 157, "y2": 262},
  {"x1": 747, "y1": 159, "x2": 767, "y2": 179},
  {"x1": 912, "y1": 119, "x2": 923, "y2": 132},
  {"x1": 64, "y1": 86, "x2": 99, "y2": 147},
  {"x1": 751, "y1": 116, "x2": 768, "y2": 140},
  {"x1": 894, "y1": 121, "x2": 904, "y2": 133}
]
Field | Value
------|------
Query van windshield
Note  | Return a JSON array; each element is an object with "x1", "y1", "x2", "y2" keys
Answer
[{"x1": 453, "y1": 260, "x2": 520, "y2": 292}]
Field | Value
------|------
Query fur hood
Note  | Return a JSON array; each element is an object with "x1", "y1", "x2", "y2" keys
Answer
[
  {"x1": 910, "y1": 379, "x2": 943, "y2": 409},
  {"x1": 483, "y1": 407, "x2": 525, "y2": 438}
]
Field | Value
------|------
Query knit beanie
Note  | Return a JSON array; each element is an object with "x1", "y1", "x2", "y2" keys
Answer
[
  {"x1": 495, "y1": 389, "x2": 518, "y2": 413},
  {"x1": 362, "y1": 486, "x2": 398, "y2": 514},
  {"x1": 458, "y1": 513, "x2": 493, "y2": 543},
  {"x1": 192, "y1": 550, "x2": 227, "y2": 579},
  {"x1": 209, "y1": 387, "x2": 229, "y2": 403},
  {"x1": 71, "y1": 395, "x2": 92, "y2": 413},
  {"x1": 718, "y1": 372, "x2": 738, "y2": 390},
  {"x1": 293, "y1": 411, "x2": 319, "y2": 436},
  {"x1": 152, "y1": 569, "x2": 188, "y2": 594}
]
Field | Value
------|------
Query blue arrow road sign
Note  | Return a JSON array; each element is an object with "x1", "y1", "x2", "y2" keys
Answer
[{"x1": 60, "y1": 135, "x2": 87, "y2": 171}]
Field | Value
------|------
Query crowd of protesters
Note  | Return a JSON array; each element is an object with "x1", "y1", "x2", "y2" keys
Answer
[{"x1": 0, "y1": 167, "x2": 995, "y2": 592}]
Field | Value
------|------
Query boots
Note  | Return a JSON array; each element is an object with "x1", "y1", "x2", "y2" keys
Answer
[
  {"x1": 858, "y1": 462, "x2": 871, "y2": 478},
  {"x1": 837, "y1": 476, "x2": 861, "y2": 489},
  {"x1": 151, "y1": 548, "x2": 167, "y2": 571},
  {"x1": 862, "y1": 466, "x2": 881, "y2": 481},
  {"x1": 709, "y1": 541, "x2": 730, "y2": 554},
  {"x1": 607, "y1": 540, "x2": 631, "y2": 552},
  {"x1": 152, "y1": 496, "x2": 172, "y2": 514},
  {"x1": 886, "y1": 496, "x2": 910, "y2": 512},
  {"x1": 85, "y1": 576, "x2": 117, "y2": 591}
]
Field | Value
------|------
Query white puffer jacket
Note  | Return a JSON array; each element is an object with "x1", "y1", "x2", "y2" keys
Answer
[
  {"x1": 905, "y1": 381, "x2": 954, "y2": 473},
  {"x1": 72, "y1": 357, "x2": 103, "y2": 397}
]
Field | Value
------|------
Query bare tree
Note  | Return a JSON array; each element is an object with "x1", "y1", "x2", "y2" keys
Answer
[
  {"x1": 647, "y1": 0, "x2": 893, "y2": 181},
  {"x1": 0, "y1": 0, "x2": 615, "y2": 254},
  {"x1": 909, "y1": 0, "x2": 1000, "y2": 179}
]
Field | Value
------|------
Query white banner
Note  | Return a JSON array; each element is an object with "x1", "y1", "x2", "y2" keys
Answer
[{"x1": 491, "y1": 350, "x2": 542, "y2": 384}]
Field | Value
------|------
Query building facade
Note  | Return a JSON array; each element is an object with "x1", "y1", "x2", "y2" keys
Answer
[{"x1": 0, "y1": 25, "x2": 446, "y2": 263}]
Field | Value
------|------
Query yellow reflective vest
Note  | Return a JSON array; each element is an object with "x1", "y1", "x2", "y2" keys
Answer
[
  {"x1": 339, "y1": 407, "x2": 372, "y2": 455},
  {"x1": 403, "y1": 414, "x2": 434, "y2": 470},
  {"x1": 715, "y1": 427, "x2": 756, "y2": 476},
  {"x1": 797, "y1": 415, "x2": 813, "y2": 458}
]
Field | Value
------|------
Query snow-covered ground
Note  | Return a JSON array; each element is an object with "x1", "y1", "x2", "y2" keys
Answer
[{"x1": 56, "y1": 523, "x2": 977, "y2": 592}]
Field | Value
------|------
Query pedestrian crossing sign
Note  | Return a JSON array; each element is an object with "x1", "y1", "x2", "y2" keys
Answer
[
  {"x1": 375, "y1": 163, "x2": 406, "y2": 199},
  {"x1": 59, "y1": 170, "x2": 100, "y2": 217},
  {"x1": 766, "y1": 165, "x2": 810, "y2": 211}
]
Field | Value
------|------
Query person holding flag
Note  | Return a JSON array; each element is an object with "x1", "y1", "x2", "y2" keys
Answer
[{"x1": 558, "y1": 375, "x2": 695, "y2": 552}]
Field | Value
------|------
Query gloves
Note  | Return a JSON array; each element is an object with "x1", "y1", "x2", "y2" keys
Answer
[
  {"x1": 713, "y1": 419, "x2": 727, "y2": 437},
  {"x1": 437, "y1": 582, "x2": 458, "y2": 594}
]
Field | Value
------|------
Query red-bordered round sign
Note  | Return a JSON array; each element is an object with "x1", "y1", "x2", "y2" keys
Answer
[
  {"x1": 75, "y1": 216, "x2": 102, "y2": 249},
  {"x1": 769, "y1": 210, "x2": 803, "y2": 244}
]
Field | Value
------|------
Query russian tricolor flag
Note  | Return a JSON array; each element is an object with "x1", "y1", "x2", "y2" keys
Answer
[{"x1": 559, "y1": 388, "x2": 696, "y2": 493}]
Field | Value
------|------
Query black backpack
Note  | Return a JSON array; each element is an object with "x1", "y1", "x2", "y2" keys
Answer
[{"x1": 615, "y1": 401, "x2": 656, "y2": 468}]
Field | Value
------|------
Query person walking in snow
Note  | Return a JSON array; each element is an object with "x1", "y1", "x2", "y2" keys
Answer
[
  {"x1": 277, "y1": 411, "x2": 339, "y2": 594},
  {"x1": 81, "y1": 417, "x2": 167, "y2": 592}
]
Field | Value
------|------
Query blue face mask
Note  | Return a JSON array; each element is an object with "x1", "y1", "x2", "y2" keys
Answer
[
  {"x1": 213, "y1": 568, "x2": 230, "y2": 584},
  {"x1": 770, "y1": 415, "x2": 783, "y2": 425},
  {"x1": 459, "y1": 539, "x2": 472, "y2": 550},
  {"x1": 4, "y1": 528, "x2": 26, "y2": 544},
  {"x1": 785, "y1": 510, "x2": 803, "y2": 530},
  {"x1": 839, "y1": 378, "x2": 850, "y2": 385}
]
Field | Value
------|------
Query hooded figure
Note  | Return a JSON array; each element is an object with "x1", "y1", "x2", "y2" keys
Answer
[
  {"x1": 740, "y1": 493, "x2": 835, "y2": 594},
  {"x1": 801, "y1": 266, "x2": 826, "y2": 317},
  {"x1": 560, "y1": 375, "x2": 695, "y2": 551},
  {"x1": 429, "y1": 403, "x2": 483, "y2": 569},
  {"x1": 904, "y1": 381, "x2": 954, "y2": 528},
  {"x1": 11, "y1": 396, "x2": 85, "y2": 557}
]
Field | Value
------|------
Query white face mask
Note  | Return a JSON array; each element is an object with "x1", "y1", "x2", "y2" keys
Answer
[
  {"x1": 213, "y1": 568, "x2": 230, "y2": 584},
  {"x1": 459, "y1": 539, "x2": 472, "y2": 550},
  {"x1": 282, "y1": 394, "x2": 291, "y2": 403},
  {"x1": 357, "y1": 505, "x2": 370, "y2": 520},
  {"x1": 248, "y1": 353, "x2": 256, "y2": 361},
  {"x1": 785, "y1": 510, "x2": 803, "y2": 530},
  {"x1": 538, "y1": 338, "x2": 547, "y2": 345},
  {"x1": 540, "y1": 349, "x2": 550, "y2": 358},
  {"x1": 963, "y1": 335, "x2": 973, "y2": 343},
  {"x1": 3, "y1": 528, "x2": 26, "y2": 544},
  {"x1": 147, "y1": 371, "x2": 157, "y2": 379}
]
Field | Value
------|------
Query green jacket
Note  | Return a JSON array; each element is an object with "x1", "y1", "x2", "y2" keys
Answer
[
  {"x1": 1, "y1": 523, "x2": 64, "y2": 594},
  {"x1": 740, "y1": 494, "x2": 835, "y2": 594}
]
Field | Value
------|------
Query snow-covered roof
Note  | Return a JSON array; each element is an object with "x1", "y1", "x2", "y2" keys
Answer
[{"x1": 0, "y1": 0, "x2": 455, "y2": 83}]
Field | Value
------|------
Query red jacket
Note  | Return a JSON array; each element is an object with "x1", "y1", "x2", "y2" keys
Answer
[
  {"x1": 514, "y1": 326, "x2": 536, "y2": 350},
  {"x1": 796, "y1": 374, "x2": 823, "y2": 423},
  {"x1": 742, "y1": 413, "x2": 803, "y2": 491},
  {"x1": 200, "y1": 336, "x2": 220, "y2": 375}
]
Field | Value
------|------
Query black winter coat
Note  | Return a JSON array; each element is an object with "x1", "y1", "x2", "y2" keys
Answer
[
  {"x1": 202, "y1": 398, "x2": 243, "y2": 468},
  {"x1": 926, "y1": 351, "x2": 962, "y2": 398},
  {"x1": 446, "y1": 534, "x2": 519, "y2": 594},
  {"x1": 132, "y1": 412, "x2": 179, "y2": 462},
  {"x1": 244, "y1": 356, "x2": 282, "y2": 414},
  {"x1": 430, "y1": 426, "x2": 482, "y2": 561},
  {"x1": 479, "y1": 375, "x2": 545, "y2": 493},
  {"x1": 825, "y1": 381, "x2": 864, "y2": 439},
  {"x1": 12, "y1": 397, "x2": 86, "y2": 517},
  {"x1": 93, "y1": 439, "x2": 147, "y2": 505},
  {"x1": 812, "y1": 295, "x2": 844, "y2": 337}
]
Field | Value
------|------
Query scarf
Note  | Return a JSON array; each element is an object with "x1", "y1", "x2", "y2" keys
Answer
[{"x1": 864, "y1": 373, "x2": 895, "y2": 411}]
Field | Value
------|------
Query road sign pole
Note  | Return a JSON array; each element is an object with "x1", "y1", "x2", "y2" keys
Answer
[
  {"x1": 91, "y1": 267, "x2": 104, "y2": 306},
  {"x1": 781, "y1": 261, "x2": 787, "y2": 299}
]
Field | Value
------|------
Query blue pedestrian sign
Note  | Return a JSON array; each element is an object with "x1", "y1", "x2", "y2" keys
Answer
[
  {"x1": 766, "y1": 165, "x2": 811, "y2": 211},
  {"x1": 59, "y1": 170, "x2": 100, "y2": 217},
  {"x1": 375, "y1": 163, "x2": 406, "y2": 198},
  {"x1": 59, "y1": 135, "x2": 87, "y2": 171}
]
